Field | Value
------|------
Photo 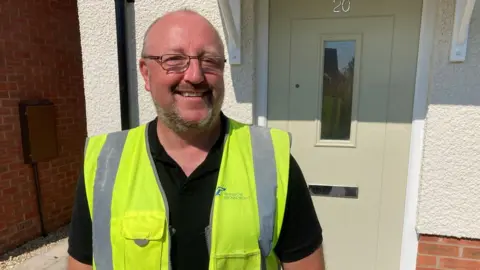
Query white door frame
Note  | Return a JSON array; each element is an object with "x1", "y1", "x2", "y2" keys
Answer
[{"x1": 253, "y1": 1, "x2": 437, "y2": 269}]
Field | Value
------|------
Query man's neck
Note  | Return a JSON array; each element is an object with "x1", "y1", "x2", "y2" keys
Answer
[{"x1": 156, "y1": 116, "x2": 222, "y2": 153}]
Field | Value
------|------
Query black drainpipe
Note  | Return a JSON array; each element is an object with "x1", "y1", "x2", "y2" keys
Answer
[{"x1": 114, "y1": 0, "x2": 135, "y2": 130}]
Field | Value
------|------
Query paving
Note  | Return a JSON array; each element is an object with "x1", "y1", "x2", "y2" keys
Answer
[{"x1": 12, "y1": 238, "x2": 68, "y2": 270}]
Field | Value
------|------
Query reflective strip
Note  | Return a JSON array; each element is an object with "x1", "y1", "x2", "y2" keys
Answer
[
  {"x1": 288, "y1": 132, "x2": 292, "y2": 148},
  {"x1": 92, "y1": 131, "x2": 129, "y2": 270},
  {"x1": 84, "y1": 137, "x2": 90, "y2": 159},
  {"x1": 144, "y1": 127, "x2": 172, "y2": 270},
  {"x1": 249, "y1": 126, "x2": 277, "y2": 270}
]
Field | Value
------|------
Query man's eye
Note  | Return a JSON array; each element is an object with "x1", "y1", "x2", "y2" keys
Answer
[
  {"x1": 202, "y1": 58, "x2": 222, "y2": 67},
  {"x1": 164, "y1": 56, "x2": 186, "y2": 64},
  {"x1": 202, "y1": 57, "x2": 217, "y2": 63},
  {"x1": 168, "y1": 56, "x2": 184, "y2": 60}
]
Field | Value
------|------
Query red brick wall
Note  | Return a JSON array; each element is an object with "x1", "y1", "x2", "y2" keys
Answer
[
  {"x1": 0, "y1": 0, "x2": 86, "y2": 253},
  {"x1": 417, "y1": 235, "x2": 480, "y2": 269}
]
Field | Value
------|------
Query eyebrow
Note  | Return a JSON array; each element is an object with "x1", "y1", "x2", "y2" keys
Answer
[{"x1": 159, "y1": 47, "x2": 184, "y2": 55}]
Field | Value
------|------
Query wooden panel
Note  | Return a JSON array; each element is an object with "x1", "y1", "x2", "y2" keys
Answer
[{"x1": 19, "y1": 100, "x2": 58, "y2": 163}]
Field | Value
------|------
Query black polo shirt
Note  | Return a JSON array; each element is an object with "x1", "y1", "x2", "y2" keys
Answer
[{"x1": 68, "y1": 114, "x2": 323, "y2": 269}]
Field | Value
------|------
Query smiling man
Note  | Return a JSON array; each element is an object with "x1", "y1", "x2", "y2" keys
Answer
[{"x1": 67, "y1": 9, "x2": 325, "y2": 270}]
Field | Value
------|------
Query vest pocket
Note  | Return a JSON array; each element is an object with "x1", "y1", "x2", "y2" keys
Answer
[
  {"x1": 215, "y1": 249, "x2": 262, "y2": 270},
  {"x1": 120, "y1": 213, "x2": 166, "y2": 269}
]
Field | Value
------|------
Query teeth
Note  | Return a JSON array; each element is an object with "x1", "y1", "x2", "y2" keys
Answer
[{"x1": 181, "y1": 92, "x2": 204, "y2": 97}]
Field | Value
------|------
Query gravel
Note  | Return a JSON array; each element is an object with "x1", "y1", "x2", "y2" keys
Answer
[{"x1": 0, "y1": 225, "x2": 69, "y2": 270}]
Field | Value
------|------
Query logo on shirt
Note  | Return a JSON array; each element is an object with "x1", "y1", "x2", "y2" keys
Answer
[
  {"x1": 215, "y1": 186, "x2": 249, "y2": 200},
  {"x1": 215, "y1": 186, "x2": 227, "y2": 196}
]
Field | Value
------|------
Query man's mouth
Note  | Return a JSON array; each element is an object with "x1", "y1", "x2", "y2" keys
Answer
[{"x1": 174, "y1": 90, "x2": 211, "y2": 97}]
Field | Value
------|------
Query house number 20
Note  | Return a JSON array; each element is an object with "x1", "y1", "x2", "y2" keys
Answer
[{"x1": 333, "y1": 0, "x2": 351, "y2": 13}]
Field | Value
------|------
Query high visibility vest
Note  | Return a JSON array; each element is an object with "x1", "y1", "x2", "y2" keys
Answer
[{"x1": 83, "y1": 118, "x2": 291, "y2": 270}]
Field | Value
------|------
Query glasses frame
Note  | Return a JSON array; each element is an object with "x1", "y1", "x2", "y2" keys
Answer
[{"x1": 142, "y1": 54, "x2": 227, "y2": 73}]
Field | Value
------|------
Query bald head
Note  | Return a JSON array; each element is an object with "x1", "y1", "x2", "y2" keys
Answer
[{"x1": 141, "y1": 9, "x2": 224, "y2": 57}]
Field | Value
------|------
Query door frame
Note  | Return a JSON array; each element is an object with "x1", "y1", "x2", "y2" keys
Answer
[{"x1": 253, "y1": 0, "x2": 437, "y2": 269}]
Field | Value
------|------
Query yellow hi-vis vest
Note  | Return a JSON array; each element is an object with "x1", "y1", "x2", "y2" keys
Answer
[{"x1": 83, "y1": 118, "x2": 291, "y2": 270}]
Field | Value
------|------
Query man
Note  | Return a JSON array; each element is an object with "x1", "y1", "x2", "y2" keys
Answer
[{"x1": 68, "y1": 9, "x2": 325, "y2": 270}]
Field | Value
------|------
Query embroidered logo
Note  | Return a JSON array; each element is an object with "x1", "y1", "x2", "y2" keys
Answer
[
  {"x1": 215, "y1": 186, "x2": 249, "y2": 200},
  {"x1": 215, "y1": 186, "x2": 227, "y2": 196}
]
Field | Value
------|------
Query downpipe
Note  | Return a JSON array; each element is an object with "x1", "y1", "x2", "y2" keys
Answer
[{"x1": 114, "y1": 0, "x2": 135, "y2": 130}]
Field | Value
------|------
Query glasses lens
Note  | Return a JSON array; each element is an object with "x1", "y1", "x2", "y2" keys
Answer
[
  {"x1": 160, "y1": 54, "x2": 225, "y2": 73},
  {"x1": 200, "y1": 57, "x2": 224, "y2": 70},
  {"x1": 162, "y1": 54, "x2": 188, "y2": 69}
]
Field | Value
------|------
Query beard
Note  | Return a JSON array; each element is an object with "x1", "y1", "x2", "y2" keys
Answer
[{"x1": 153, "y1": 85, "x2": 224, "y2": 133}]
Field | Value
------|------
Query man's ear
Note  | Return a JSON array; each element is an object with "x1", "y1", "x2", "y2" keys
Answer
[{"x1": 139, "y1": 58, "x2": 151, "y2": 92}]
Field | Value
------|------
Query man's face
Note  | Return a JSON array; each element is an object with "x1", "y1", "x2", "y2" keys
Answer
[{"x1": 140, "y1": 14, "x2": 225, "y2": 132}]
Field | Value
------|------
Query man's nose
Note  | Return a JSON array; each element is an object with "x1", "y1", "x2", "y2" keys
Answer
[{"x1": 183, "y1": 59, "x2": 205, "y2": 84}]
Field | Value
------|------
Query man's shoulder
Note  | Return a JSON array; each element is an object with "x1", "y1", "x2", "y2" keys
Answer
[
  {"x1": 83, "y1": 124, "x2": 149, "y2": 158},
  {"x1": 224, "y1": 116, "x2": 292, "y2": 148},
  {"x1": 86, "y1": 124, "x2": 147, "y2": 141},
  {"x1": 225, "y1": 116, "x2": 289, "y2": 133}
]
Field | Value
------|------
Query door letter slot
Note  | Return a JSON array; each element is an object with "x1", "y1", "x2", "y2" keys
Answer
[{"x1": 308, "y1": 184, "x2": 358, "y2": 199}]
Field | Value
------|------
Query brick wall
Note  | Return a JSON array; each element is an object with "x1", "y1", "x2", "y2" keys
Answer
[
  {"x1": 0, "y1": 0, "x2": 86, "y2": 253},
  {"x1": 417, "y1": 235, "x2": 480, "y2": 269}
]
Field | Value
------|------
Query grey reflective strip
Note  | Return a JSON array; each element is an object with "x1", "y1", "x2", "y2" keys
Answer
[
  {"x1": 145, "y1": 127, "x2": 172, "y2": 270},
  {"x1": 250, "y1": 126, "x2": 277, "y2": 270},
  {"x1": 288, "y1": 132, "x2": 292, "y2": 148},
  {"x1": 92, "y1": 131, "x2": 129, "y2": 270},
  {"x1": 205, "y1": 225, "x2": 212, "y2": 255},
  {"x1": 84, "y1": 137, "x2": 90, "y2": 158}
]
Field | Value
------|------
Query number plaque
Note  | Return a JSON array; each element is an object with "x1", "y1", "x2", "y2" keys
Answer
[{"x1": 333, "y1": 0, "x2": 351, "y2": 13}]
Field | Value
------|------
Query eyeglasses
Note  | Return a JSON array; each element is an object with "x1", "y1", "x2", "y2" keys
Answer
[{"x1": 142, "y1": 54, "x2": 226, "y2": 73}]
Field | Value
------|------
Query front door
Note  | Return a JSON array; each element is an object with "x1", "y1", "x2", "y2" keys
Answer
[{"x1": 267, "y1": 0, "x2": 422, "y2": 269}]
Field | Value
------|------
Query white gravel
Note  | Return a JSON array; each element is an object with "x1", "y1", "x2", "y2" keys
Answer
[{"x1": 0, "y1": 225, "x2": 69, "y2": 270}]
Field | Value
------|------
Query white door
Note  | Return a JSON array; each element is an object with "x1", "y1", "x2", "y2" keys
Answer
[{"x1": 268, "y1": 0, "x2": 423, "y2": 269}]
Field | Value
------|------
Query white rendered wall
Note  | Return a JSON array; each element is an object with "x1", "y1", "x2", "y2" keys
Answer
[{"x1": 417, "y1": 0, "x2": 480, "y2": 239}]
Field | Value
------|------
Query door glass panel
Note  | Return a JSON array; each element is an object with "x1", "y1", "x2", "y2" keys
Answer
[{"x1": 321, "y1": 40, "x2": 356, "y2": 140}]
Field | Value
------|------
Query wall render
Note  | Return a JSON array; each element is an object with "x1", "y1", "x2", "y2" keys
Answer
[{"x1": 417, "y1": 0, "x2": 480, "y2": 239}]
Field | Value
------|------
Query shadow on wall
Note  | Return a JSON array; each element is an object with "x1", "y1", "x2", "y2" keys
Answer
[
  {"x1": 229, "y1": 64, "x2": 253, "y2": 105},
  {"x1": 218, "y1": 2, "x2": 254, "y2": 106}
]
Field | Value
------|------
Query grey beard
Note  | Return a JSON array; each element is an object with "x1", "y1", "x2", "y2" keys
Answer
[{"x1": 154, "y1": 97, "x2": 222, "y2": 133}]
